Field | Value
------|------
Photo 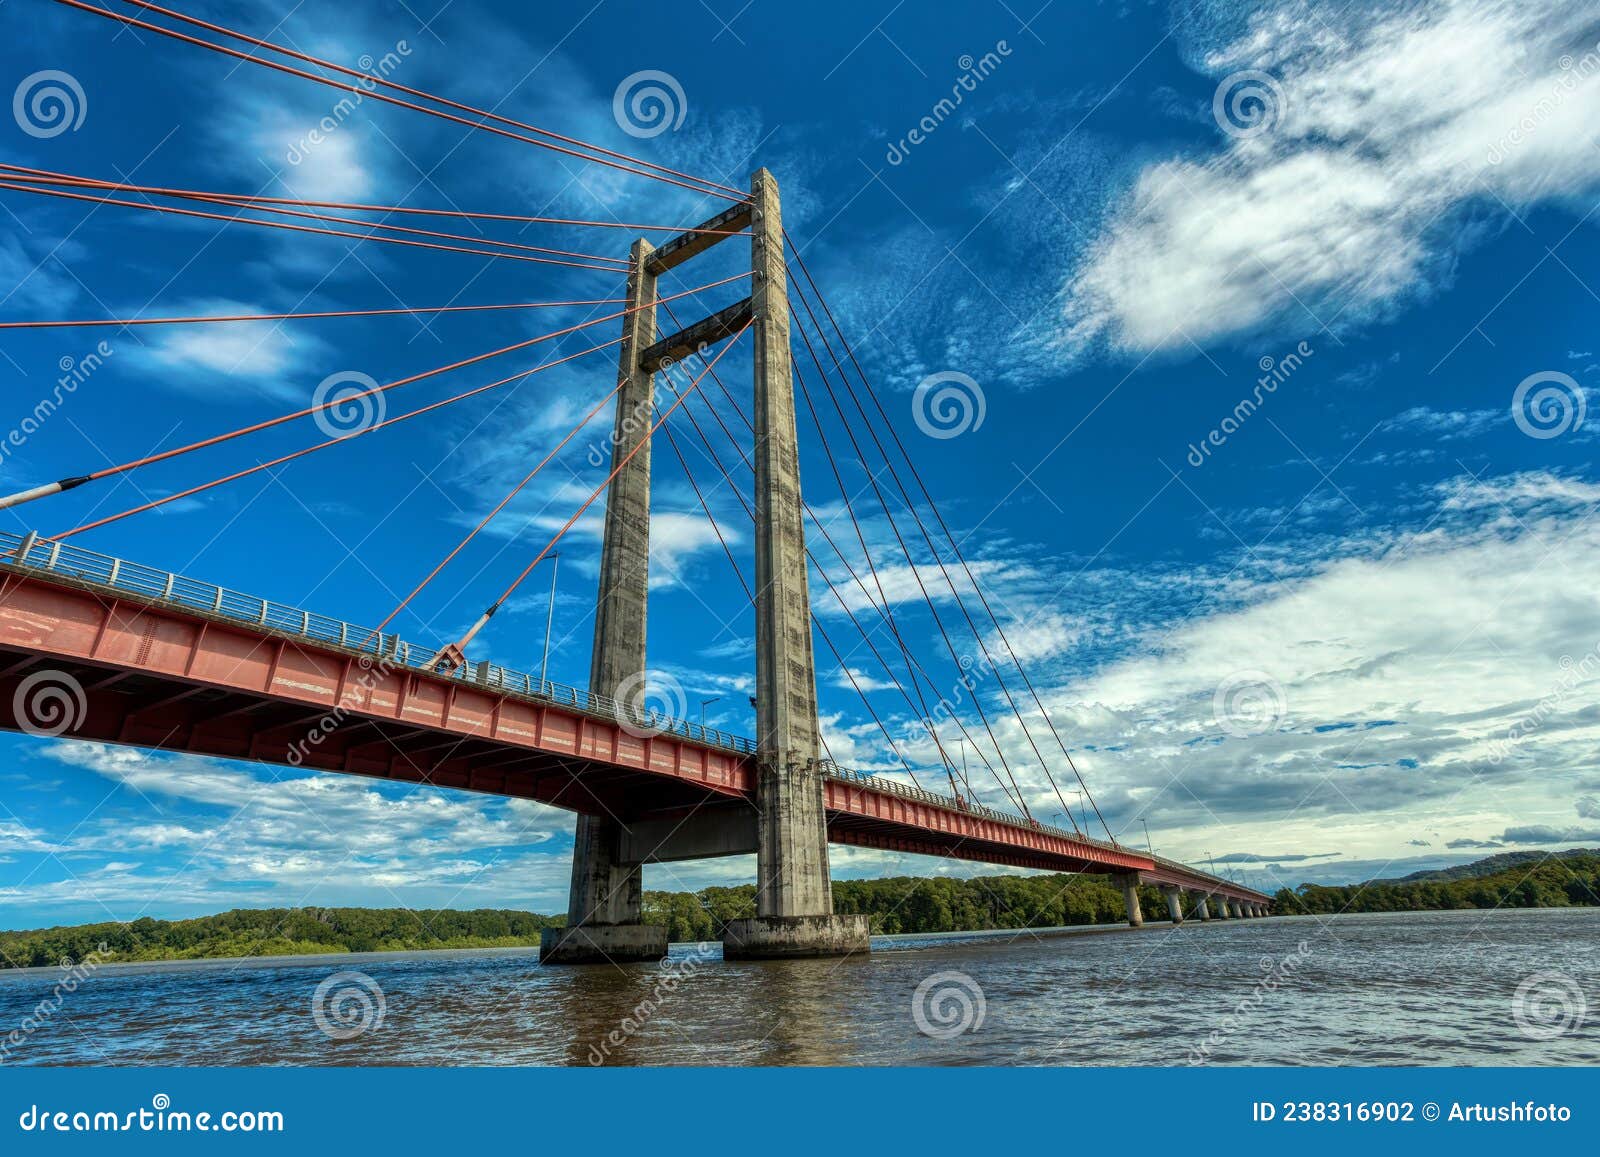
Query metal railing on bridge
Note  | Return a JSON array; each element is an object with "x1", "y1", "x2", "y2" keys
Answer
[{"x1": 0, "y1": 529, "x2": 1154, "y2": 868}]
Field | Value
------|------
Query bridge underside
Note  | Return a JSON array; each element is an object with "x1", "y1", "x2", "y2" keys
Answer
[{"x1": 0, "y1": 563, "x2": 1271, "y2": 909}]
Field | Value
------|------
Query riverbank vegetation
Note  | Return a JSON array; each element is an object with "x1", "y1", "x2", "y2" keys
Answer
[{"x1": 4, "y1": 852, "x2": 1594, "y2": 968}]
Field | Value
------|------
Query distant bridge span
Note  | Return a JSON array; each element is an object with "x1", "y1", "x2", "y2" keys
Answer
[{"x1": 0, "y1": 534, "x2": 1270, "y2": 931}]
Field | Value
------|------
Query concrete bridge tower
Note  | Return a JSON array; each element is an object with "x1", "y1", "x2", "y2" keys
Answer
[{"x1": 541, "y1": 170, "x2": 868, "y2": 964}]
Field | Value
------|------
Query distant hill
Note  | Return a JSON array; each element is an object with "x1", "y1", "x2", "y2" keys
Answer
[{"x1": 1374, "y1": 848, "x2": 1600, "y2": 885}]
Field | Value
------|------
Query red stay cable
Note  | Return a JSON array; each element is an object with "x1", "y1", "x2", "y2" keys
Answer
[
  {"x1": 54, "y1": 0, "x2": 741, "y2": 204},
  {"x1": 112, "y1": 0, "x2": 745, "y2": 200},
  {"x1": 0, "y1": 297, "x2": 625, "y2": 330},
  {"x1": 435, "y1": 321, "x2": 751, "y2": 670},
  {"x1": 0, "y1": 166, "x2": 630, "y2": 268},
  {"x1": 0, "y1": 273, "x2": 749, "y2": 513},
  {"x1": 0, "y1": 179, "x2": 621, "y2": 271},
  {"x1": 368, "y1": 377, "x2": 628, "y2": 638},
  {"x1": 48, "y1": 336, "x2": 624, "y2": 541},
  {"x1": 0, "y1": 162, "x2": 742, "y2": 234}
]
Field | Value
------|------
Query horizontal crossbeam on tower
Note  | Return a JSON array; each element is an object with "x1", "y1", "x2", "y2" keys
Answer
[
  {"x1": 645, "y1": 202, "x2": 754, "y2": 274},
  {"x1": 638, "y1": 298, "x2": 754, "y2": 372}
]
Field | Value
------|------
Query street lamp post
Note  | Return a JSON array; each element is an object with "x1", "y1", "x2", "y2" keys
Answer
[
  {"x1": 1141, "y1": 818, "x2": 1154, "y2": 856},
  {"x1": 699, "y1": 696, "x2": 722, "y2": 729}
]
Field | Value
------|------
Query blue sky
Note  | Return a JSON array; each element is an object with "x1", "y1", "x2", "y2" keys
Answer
[{"x1": 3, "y1": 0, "x2": 1600, "y2": 928}]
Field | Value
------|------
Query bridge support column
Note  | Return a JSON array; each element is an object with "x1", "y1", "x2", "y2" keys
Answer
[
  {"x1": 1113, "y1": 873, "x2": 1144, "y2": 928},
  {"x1": 1213, "y1": 895, "x2": 1228, "y2": 919},
  {"x1": 541, "y1": 238, "x2": 668, "y2": 967},
  {"x1": 1195, "y1": 895, "x2": 1211, "y2": 921},
  {"x1": 1164, "y1": 886, "x2": 1184, "y2": 924},
  {"x1": 723, "y1": 168, "x2": 868, "y2": 961}
]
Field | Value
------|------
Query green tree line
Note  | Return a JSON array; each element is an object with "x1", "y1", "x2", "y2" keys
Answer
[{"x1": 1272, "y1": 852, "x2": 1600, "y2": 915}]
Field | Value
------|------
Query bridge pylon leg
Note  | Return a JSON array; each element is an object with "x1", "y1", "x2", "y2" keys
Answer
[
  {"x1": 541, "y1": 238, "x2": 669, "y2": 967},
  {"x1": 1194, "y1": 894, "x2": 1211, "y2": 921},
  {"x1": 722, "y1": 168, "x2": 869, "y2": 961},
  {"x1": 1164, "y1": 886, "x2": 1184, "y2": 924}
]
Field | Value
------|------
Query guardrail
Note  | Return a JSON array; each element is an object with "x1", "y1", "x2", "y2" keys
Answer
[{"x1": 0, "y1": 529, "x2": 1271, "y2": 889}]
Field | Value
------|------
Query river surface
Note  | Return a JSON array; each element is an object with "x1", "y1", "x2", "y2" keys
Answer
[{"x1": 3, "y1": 908, "x2": 1597, "y2": 1066}]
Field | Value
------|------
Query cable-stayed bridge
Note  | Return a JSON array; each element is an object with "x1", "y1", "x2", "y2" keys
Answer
[{"x1": 0, "y1": 0, "x2": 1271, "y2": 963}]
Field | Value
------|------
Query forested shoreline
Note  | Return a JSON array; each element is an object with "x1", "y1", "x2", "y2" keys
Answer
[{"x1": 4, "y1": 853, "x2": 1595, "y2": 968}]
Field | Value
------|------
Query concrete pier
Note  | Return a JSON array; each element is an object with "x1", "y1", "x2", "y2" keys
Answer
[
  {"x1": 723, "y1": 168, "x2": 867, "y2": 960},
  {"x1": 541, "y1": 239, "x2": 666, "y2": 966},
  {"x1": 1164, "y1": 886, "x2": 1184, "y2": 924},
  {"x1": 1195, "y1": 895, "x2": 1212, "y2": 920},
  {"x1": 1114, "y1": 872, "x2": 1144, "y2": 927}
]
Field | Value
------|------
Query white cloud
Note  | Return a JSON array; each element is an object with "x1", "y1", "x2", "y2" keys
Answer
[
  {"x1": 120, "y1": 299, "x2": 332, "y2": 402},
  {"x1": 1063, "y1": 0, "x2": 1600, "y2": 352}
]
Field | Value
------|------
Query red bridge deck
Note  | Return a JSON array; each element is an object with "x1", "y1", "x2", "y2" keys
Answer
[{"x1": 0, "y1": 534, "x2": 1269, "y2": 905}]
